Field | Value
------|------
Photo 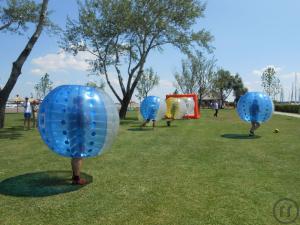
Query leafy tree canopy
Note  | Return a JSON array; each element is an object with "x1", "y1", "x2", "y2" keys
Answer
[
  {"x1": 34, "y1": 73, "x2": 53, "y2": 99},
  {"x1": 62, "y1": 0, "x2": 212, "y2": 118},
  {"x1": 135, "y1": 67, "x2": 159, "y2": 102},
  {"x1": 174, "y1": 51, "x2": 215, "y2": 104},
  {"x1": 86, "y1": 80, "x2": 105, "y2": 90},
  {"x1": 261, "y1": 67, "x2": 281, "y2": 99},
  {"x1": 0, "y1": 0, "x2": 55, "y2": 34},
  {"x1": 232, "y1": 73, "x2": 248, "y2": 103},
  {"x1": 213, "y1": 69, "x2": 234, "y2": 106},
  {"x1": 0, "y1": 0, "x2": 50, "y2": 128}
]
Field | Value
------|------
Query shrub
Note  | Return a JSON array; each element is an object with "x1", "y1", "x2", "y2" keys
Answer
[
  {"x1": 275, "y1": 104, "x2": 300, "y2": 114},
  {"x1": 227, "y1": 102, "x2": 235, "y2": 108}
]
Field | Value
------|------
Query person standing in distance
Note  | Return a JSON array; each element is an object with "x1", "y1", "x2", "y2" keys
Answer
[
  {"x1": 213, "y1": 101, "x2": 219, "y2": 117},
  {"x1": 23, "y1": 97, "x2": 32, "y2": 130}
]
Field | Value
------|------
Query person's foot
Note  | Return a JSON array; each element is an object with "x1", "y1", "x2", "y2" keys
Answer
[
  {"x1": 72, "y1": 176, "x2": 87, "y2": 185},
  {"x1": 249, "y1": 131, "x2": 254, "y2": 136}
]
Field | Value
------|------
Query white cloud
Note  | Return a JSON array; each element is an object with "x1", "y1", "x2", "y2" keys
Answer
[
  {"x1": 30, "y1": 50, "x2": 95, "y2": 75},
  {"x1": 30, "y1": 68, "x2": 43, "y2": 75},
  {"x1": 252, "y1": 65, "x2": 282, "y2": 76},
  {"x1": 159, "y1": 79, "x2": 174, "y2": 88},
  {"x1": 110, "y1": 78, "x2": 120, "y2": 86},
  {"x1": 149, "y1": 79, "x2": 175, "y2": 99},
  {"x1": 25, "y1": 81, "x2": 34, "y2": 86},
  {"x1": 280, "y1": 72, "x2": 300, "y2": 79},
  {"x1": 244, "y1": 81, "x2": 262, "y2": 91}
]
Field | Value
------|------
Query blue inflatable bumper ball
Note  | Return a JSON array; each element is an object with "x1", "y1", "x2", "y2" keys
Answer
[
  {"x1": 237, "y1": 92, "x2": 274, "y2": 123},
  {"x1": 140, "y1": 96, "x2": 164, "y2": 121},
  {"x1": 38, "y1": 85, "x2": 119, "y2": 158}
]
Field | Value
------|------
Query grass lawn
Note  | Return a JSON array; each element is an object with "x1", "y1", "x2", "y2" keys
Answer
[{"x1": 0, "y1": 109, "x2": 300, "y2": 225}]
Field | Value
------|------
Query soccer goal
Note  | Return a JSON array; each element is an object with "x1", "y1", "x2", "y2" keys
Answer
[{"x1": 165, "y1": 93, "x2": 200, "y2": 119}]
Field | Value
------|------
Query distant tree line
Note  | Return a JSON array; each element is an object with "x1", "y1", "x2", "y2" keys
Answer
[
  {"x1": 173, "y1": 52, "x2": 248, "y2": 107},
  {"x1": 0, "y1": 0, "x2": 284, "y2": 130},
  {"x1": 34, "y1": 73, "x2": 53, "y2": 99},
  {"x1": 261, "y1": 67, "x2": 281, "y2": 101}
]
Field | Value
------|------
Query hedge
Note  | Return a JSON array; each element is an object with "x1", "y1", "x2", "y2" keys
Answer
[{"x1": 275, "y1": 104, "x2": 300, "y2": 114}]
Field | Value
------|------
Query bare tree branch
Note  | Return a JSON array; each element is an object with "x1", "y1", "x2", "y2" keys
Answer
[{"x1": 0, "y1": 21, "x2": 12, "y2": 31}]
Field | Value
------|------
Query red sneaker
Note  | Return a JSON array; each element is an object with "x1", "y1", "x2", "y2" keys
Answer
[{"x1": 72, "y1": 176, "x2": 87, "y2": 185}]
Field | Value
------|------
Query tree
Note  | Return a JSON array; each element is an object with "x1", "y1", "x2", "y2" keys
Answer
[
  {"x1": 85, "y1": 80, "x2": 105, "y2": 90},
  {"x1": 280, "y1": 87, "x2": 284, "y2": 103},
  {"x1": 273, "y1": 82, "x2": 281, "y2": 101},
  {"x1": 174, "y1": 51, "x2": 215, "y2": 105},
  {"x1": 34, "y1": 73, "x2": 53, "y2": 99},
  {"x1": 174, "y1": 60, "x2": 198, "y2": 94},
  {"x1": 0, "y1": 0, "x2": 49, "y2": 128},
  {"x1": 135, "y1": 68, "x2": 159, "y2": 102},
  {"x1": 261, "y1": 67, "x2": 281, "y2": 100},
  {"x1": 0, "y1": 0, "x2": 40, "y2": 33},
  {"x1": 212, "y1": 69, "x2": 234, "y2": 107},
  {"x1": 232, "y1": 73, "x2": 248, "y2": 105},
  {"x1": 62, "y1": 0, "x2": 212, "y2": 119}
]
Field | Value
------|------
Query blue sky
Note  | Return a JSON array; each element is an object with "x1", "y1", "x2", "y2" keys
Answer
[{"x1": 1, "y1": 0, "x2": 300, "y2": 102}]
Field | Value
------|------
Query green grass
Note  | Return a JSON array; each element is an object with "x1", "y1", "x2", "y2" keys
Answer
[{"x1": 1, "y1": 109, "x2": 300, "y2": 225}]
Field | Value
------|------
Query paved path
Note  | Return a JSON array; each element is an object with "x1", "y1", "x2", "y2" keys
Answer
[{"x1": 274, "y1": 111, "x2": 300, "y2": 118}]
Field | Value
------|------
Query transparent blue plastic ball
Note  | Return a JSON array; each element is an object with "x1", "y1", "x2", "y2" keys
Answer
[
  {"x1": 140, "y1": 96, "x2": 161, "y2": 120},
  {"x1": 38, "y1": 85, "x2": 119, "y2": 158},
  {"x1": 237, "y1": 92, "x2": 274, "y2": 123}
]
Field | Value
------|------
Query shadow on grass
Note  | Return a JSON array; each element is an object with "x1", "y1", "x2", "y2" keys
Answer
[
  {"x1": 128, "y1": 127, "x2": 154, "y2": 131},
  {"x1": 221, "y1": 134, "x2": 261, "y2": 139},
  {"x1": 156, "y1": 124, "x2": 178, "y2": 128},
  {"x1": 0, "y1": 171, "x2": 92, "y2": 197},
  {"x1": 120, "y1": 116, "x2": 140, "y2": 125},
  {"x1": 120, "y1": 120, "x2": 141, "y2": 125},
  {"x1": 0, "y1": 126, "x2": 24, "y2": 140},
  {"x1": 127, "y1": 124, "x2": 179, "y2": 131}
]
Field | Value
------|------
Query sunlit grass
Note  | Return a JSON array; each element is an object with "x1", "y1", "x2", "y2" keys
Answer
[{"x1": 1, "y1": 109, "x2": 299, "y2": 225}]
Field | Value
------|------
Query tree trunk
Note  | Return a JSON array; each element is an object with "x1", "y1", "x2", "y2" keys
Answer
[
  {"x1": 119, "y1": 95, "x2": 131, "y2": 119},
  {"x1": 198, "y1": 91, "x2": 203, "y2": 107},
  {"x1": 0, "y1": 77, "x2": 16, "y2": 128},
  {"x1": 0, "y1": 97, "x2": 6, "y2": 128},
  {"x1": 0, "y1": 0, "x2": 48, "y2": 128},
  {"x1": 220, "y1": 94, "x2": 224, "y2": 109},
  {"x1": 119, "y1": 69, "x2": 144, "y2": 119},
  {"x1": 118, "y1": 61, "x2": 146, "y2": 119}
]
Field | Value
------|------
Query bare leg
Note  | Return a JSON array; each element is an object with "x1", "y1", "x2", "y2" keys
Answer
[
  {"x1": 214, "y1": 109, "x2": 218, "y2": 117},
  {"x1": 32, "y1": 114, "x2": 36, "y2": 128},
  {"x1": 27, "y1": 118, "x2": 31, "y2": 130},
  {"x1": 250, "y1": 122, "x2": 260, "y2": 136},
  {"x1": 24, "y1": 118, "x2": 30, "y2": 130},
  {"x1": 71, "y1": 158, "x2": 83, "y2": 177},
  {"x1": 249, "y1": 122, "x2": 255, "y2": 136},
  {"x1": 141, "y1": 120, "x2": 150, "y2": 127},
  {"x1": 71, "y1": 158, "x2": 87, "y2": 185},
  {"x1": 166, "y1": 120, "x2": 171, "y2": 126},
  {"x1": 254, "y1": 122, "x2": 260, "y2": 131}
]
